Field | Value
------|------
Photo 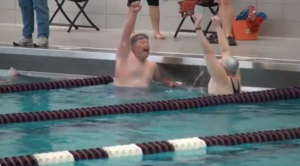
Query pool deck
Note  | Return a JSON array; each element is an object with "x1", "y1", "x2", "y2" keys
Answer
[{"x1": 0, "y1": 24, "x2": 300, "y2": 61}]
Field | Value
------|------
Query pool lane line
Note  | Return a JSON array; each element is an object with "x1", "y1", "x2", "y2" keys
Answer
[
  {"x1": 0, "y1": 127, "x2": 299, "y2": 166},
  {"x1": 0, "y1": 86, "x2": 300, "y2": 125},
  {"x1": 0, "y1": 76, "x2": 113, "y2": 94}
]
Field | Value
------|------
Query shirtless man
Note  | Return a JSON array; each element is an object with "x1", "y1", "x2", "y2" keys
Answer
[
  {"x1": 193, "y1": 14, "x2": 241, "y2": 95},
  {"x1": 114, "y1": 2, "x2": 178, "y2": 88}
]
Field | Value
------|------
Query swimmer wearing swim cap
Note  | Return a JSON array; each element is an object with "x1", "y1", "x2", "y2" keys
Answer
[
  {"x1": 114, "y1": 1, "x2": 179, "y2": 88},
  {"x1": 193, "y1": 14, "x2": 241, "y2": 95}
]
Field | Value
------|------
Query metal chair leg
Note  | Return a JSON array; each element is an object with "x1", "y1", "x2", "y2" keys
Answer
[{"x1": 174, "y1": 17, "x2": 186, "y2": 38}]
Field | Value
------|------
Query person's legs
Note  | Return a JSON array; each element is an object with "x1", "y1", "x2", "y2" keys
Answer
[
  {"x1": 32, "y1": 0, "x2": 50, "y2": 47},
  {"x1": 218, "y1": 0, "x2": 237, "y2": 46},
  {"x1": 147, "y1": 0, "x2": 165, "y2": 39},
  {"x1": 13, "y1": 0, "x2": 34, "y2": 46},
  {"x1": 126, "y1": 0, "x2": 165, "y2": 39}
]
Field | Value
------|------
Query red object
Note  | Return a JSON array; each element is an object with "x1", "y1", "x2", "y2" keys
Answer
[
  {"x1": 247, "y1": 6, "x2": 257, "y2": 21},
  {"x1": 178, "y1": 0, "x2": 215, "y2": 17},
  {"x1": 247, "y1": 17, "x2": 264, "y2": 33},
  {"x1": 232, "y1": 18, "x2": 259, "y2": 40},
  {"x1": 179, "y1": 0, "x2": 199, "y2": 17}
]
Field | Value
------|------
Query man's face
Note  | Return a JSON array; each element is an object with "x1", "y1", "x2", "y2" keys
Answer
[{"x1": 131, "y1": 34, "x2": 150, "y2": 60}]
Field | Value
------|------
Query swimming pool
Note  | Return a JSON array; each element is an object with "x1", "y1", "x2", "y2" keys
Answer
[{"x1": 0, "y1": 75, "x2": 300, "y2": 166}]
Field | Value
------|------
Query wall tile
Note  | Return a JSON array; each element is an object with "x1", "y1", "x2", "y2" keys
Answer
[
  {"x1": 84, "y1": 0, "x2": 106, "y2": 14},
  {"x1": 59, "y1": 12, "x2": 83, "y2": 25},
  {"x1": 48, "y1": 0, "x2": 59, "y2": 12},
  {"x1": 283, "y1": 0, "x2": 300, "y2": 5},
  {"x1": 57, "y1": 1, "x2": 79, "y2": 13},
  {"x1": 283, "y1": 5, "x2": 300, "y2": 22},
  {"x1": 258, "y1": 0, "x2": 283, "y2": 4},
  {"x1": 0, "y1": 0, "x2": 16, "y2": 10},
  {"x1": 160, "y1": 0, "x2": 180, "y2": 17},
  {"x1": 160, "y1": 16, "x2": 179, "y2": 32},
  {"x1": 15, "y1": 9, "x2": 22, "y2": 25},
  {"x1": 0, "y1": 10, "x2": 16, "y2": 24},
  {"x1": 82, "y1": 13, "x2": 106, "y2": 29},
  {"x1": 259, "y1": 21, "x2": 283, "y2": 37},
  {"x1": 106, "y1": 0, "x2": 127, "y2": 15},
  {"x1": 135, "y1": 15, "x2": 152, "y2": 31},
  {"x1": 282, "y1": 22, "x2": 300, "y2": 38},
  {"x1": 232, "y1": 0, "x2": 256, "y2": 3},
  {"x1": 256, "y1": 3, "x2": 283, "y2": 21},
  {"x1": 49, "y1": 11, "x2": 61, "y2": 25},
  {"x1": 106, "y1": 14, "x2": 126, "y2": 29}
]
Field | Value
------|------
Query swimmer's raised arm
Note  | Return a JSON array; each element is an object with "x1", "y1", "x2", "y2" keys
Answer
[
  {"x1": 193, "y1": 14, "x2": 228, "y2": 83},
  {"x1": 153, "y1": 64, "x2": 179, "y2": 87},
  {"x1": 117, "y1": 2, "x2": 141, "y2": 60},
  {"x1": 213, "y1": 16, "x2": 241, "y2": 80},
  {"x1": 213, "y1": 16, "x2": 230, "y2": 58},
  {"x1": 193, "y1": 15, "x2": 214, "y2": 56}
]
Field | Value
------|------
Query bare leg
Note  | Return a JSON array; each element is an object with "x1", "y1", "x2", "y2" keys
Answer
[
  {"x1": 218, "y1": 0, "x2": 237, "y2": 46},
  {"x1": 218, "y1": 0, "x2": 233, "y2": 37},
  {"x1": 149, "y1": 6, "x2": 165, "y2": 39}
]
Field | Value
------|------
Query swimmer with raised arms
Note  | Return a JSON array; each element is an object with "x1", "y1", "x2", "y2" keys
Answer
[
  {"x1": 193, "y1": 14, "x2": 241, "y2": 95},
  {"x1": 114, "y1": 1, "x2": 179, "y2": 88}
]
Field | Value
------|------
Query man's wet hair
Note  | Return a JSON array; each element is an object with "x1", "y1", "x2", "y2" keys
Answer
[{"x1": 131, "y1": 33, "x2": 149, "y2": 45}]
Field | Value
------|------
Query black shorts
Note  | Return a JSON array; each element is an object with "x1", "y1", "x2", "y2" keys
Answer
[{"x1": 127, "y1": 0, "x2": 159, "y2": 7}]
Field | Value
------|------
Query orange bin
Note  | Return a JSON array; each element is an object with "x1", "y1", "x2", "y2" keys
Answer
[{"x1": 232, "y1": 19, "x2": 259, "y2": 40}]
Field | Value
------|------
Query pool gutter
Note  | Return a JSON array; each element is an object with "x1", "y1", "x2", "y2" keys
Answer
[{"x1": 0, "y1": 44, "x2": 299, "y2": 88}]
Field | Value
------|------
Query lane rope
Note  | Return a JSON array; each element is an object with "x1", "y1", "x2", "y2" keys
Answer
[
  {"x1": 0, "y1": 76, "x2": 113, "y2": 94},
  {"x1": 0, "y1": 86, "x2": 299, "y2": 125},
  {"x1": 1, "y1": 127, "x2": 299, "y2": 166}
]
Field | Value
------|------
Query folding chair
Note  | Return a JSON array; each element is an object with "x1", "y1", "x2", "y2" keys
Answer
[
  {"x1": 174, "y1": 0, "x2": 219, "y2": 38},
  {"x1": 49, "y1": 0, "x2": 100, "y2": 33}
]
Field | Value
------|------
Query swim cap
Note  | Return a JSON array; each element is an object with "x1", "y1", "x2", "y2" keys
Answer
[
  {"x1": 131, "y1": 33, "x2": 149, "y2": 45},
  {"x1": 220, "y1": 56, "x2": 239, "y2": 75}
]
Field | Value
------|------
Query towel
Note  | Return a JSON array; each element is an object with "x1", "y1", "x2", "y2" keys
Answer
[
  {"x1": 247, "y1": 17, "x2": 264, "y2": 33},
  {"x1": 235, "y1": 6, "x2": 257, "y2": 20},
  {"x1": 256, "y1": 12, "x2": 268, "y2": 21}
]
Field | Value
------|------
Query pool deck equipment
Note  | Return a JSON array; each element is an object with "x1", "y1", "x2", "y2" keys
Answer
[
  {"x1": 1, "y1": 27, "x2": 300, "y2": 88},
  {"x1": 0, "y1": 76, "x2": 113, "y2": 93},
  {"x1": 0, "y1": 85, "x2": 299, "y2": 125},
  {"x1": 0, "y1": 127, "x2": 299, "y2": 166}
]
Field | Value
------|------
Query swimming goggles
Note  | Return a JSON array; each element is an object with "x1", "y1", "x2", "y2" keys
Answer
[{"x1": 131, "y1": 34, "x2": 149, "y2": 45}]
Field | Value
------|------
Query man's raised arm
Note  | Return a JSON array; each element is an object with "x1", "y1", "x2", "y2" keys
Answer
[{"x1": 116, "y1": 2, "x2": 141, "y2": 60}]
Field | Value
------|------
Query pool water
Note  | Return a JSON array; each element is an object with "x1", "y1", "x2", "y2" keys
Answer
[
  {"x1": 0, "y1": 76, "x2": 300, "y2": 166},
  {"x1": 0, "y1": 83, "x2": 205, "y2": 114},
  {"x1": 0, "y1": 73, "x2": 55, "y2": 85},
  {"x1": 73, "y1": 141, "x2": 300, "y2": 166}
]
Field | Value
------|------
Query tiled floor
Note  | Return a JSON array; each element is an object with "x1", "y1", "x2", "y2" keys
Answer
[{"x1": 1, "y1": 25, "x2": 300, "y2": 60}]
